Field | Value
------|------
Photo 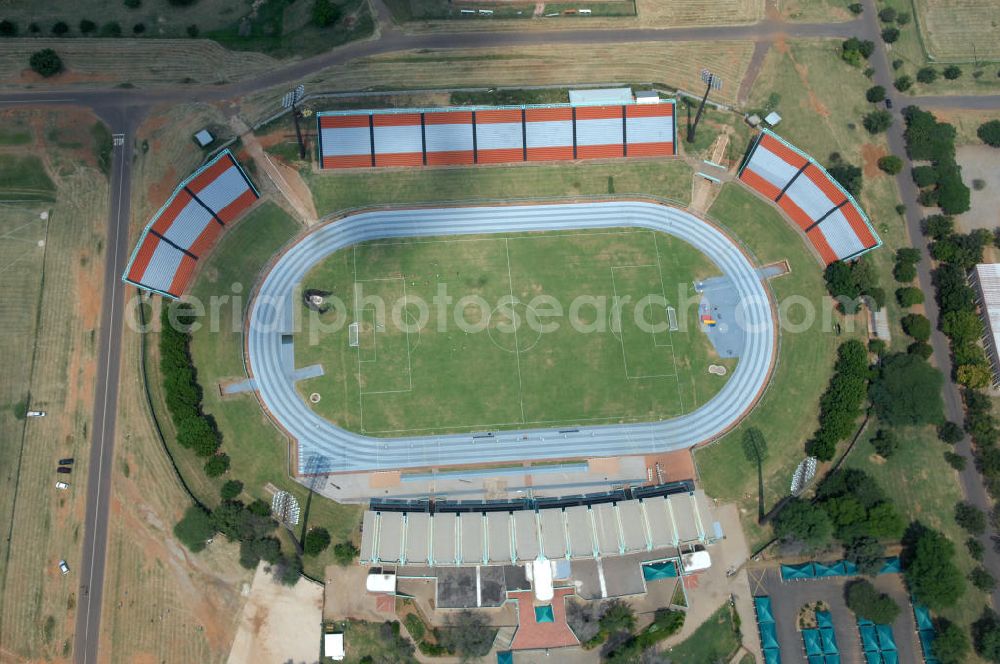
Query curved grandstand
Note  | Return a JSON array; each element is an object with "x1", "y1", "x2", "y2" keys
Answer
[{"x1": 246, "y1": 201, "x2": 777, "y2": 474}]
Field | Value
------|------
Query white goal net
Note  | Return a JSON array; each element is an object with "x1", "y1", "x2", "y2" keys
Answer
[{"x1": 349, "y1": 322, "x2": 359, "y2": 347}]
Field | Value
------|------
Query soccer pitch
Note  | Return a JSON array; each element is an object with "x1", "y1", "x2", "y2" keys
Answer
[{"x1": 295, "y1": 227, "x2": 736, "y2": 436}]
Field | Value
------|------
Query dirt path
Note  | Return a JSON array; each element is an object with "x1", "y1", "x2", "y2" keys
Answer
[{"x1": 230, "y1": 116, "x2": 318, "y2": 225}]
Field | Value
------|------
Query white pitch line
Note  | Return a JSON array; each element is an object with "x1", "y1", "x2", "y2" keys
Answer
[{"x1": 504, "y1": 238, "x2": 526, "y2": 424}]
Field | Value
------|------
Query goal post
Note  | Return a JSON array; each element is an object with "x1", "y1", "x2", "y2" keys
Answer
[{"x1": 348, "y1": 322, "x2": 359, "y2": 347}]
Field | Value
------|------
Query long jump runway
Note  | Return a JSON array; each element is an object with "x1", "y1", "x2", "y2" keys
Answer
[{"x1": 246, "y1": 201, "x2": 777, "y2": 474}]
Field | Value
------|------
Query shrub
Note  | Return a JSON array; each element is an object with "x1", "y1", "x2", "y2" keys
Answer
[
  {"x1": 896, "y1": 286, "x2": 924, "y2": 307},
  {"x1": 204, "y1": 453, "x2": 230, "y2": 477},
  {"x1": 133, "y1": 23, "x2": 145, "y2": 34},
  {"x1": 871, "y1": 429, "x2": 899, "y2": 458},
  {"x1": 863, "y1": 110, "x2": 893, "y2": 134},
  {"x1": 933, "y1": 619, "x2": 970, "y2": 664},
  {"x1": 896, "y1": 11, "x2": 910, "y2": 25},
  {"x1": 220, "y1": 479, "x2": 243, "y2": 500},
  {"x1": 174, "y1": 505, "x2": 214, "y2": 552},
  {"x1": 908, "y1": 341, "x2": 933, "y2": 359},
  {"x1": 892, "y1": 58, "x2": 904, "y2": 70},
  {"x1": 943, "y1": 65, "x2": 962, "y2": 80},
  {"x1": 912, "y1": 165, "x2": 938, "y2": 187},
  {"x1": 878, "y1": 7, "x2": 896, "y2": 21},
  {"x1": 974, "y1": 178, "x2": 987, "y2": 190},
  {"x1": 968, "y1": 537, "x2": 985, "y2": 560},
  {"x1": 917, "y1": 67, "x2": 939, "y2": 84},
  {"x1": 895, "y1": 203, "x2": 907, "y2": 215},
  {"x1": 881, "y1": 27, "x2": 900, "y2": 43},
  {"x1": 312, "y1": 0, "x2": 342, "y2": 27},
  {"x1": 0, "y1": 19, "x2": 17, "y2": 36},
  {"x1": 868, "y1": 339, "x2": 887, "y2": 357},
  {"x1": 100, "y1": 21, "x2": 122, "y2": 37},
  {"x1": 404, "y1": 613, "x2": 426, "y2": 642},
  {"x1": 28, "y1": 22, "x2": 39, "y2": 33},
  {"x1": 29, "y1": 49, "x2": 63, "y2": 77},
  {"x1": 939, "y1": 421, "x2": 964, "y2": 444},
  {"x1": 866, "y1": 85, "x2": 886, "y2": 103},
  {"x1": 303, "y1": 527, "x2": 332, "y2": 556},
  {"x1": 894, "y1": 75, "x2": 913, "y2": 91},
  {"x1": 970, "y1": 567, "x2": 996, "y2": 592},
  {"x1": 845, "y1": 579, "x2": 901, "y2": 624},
  {"x1": 877, "y1": 155, "x2": 902, "y2": 174},
  {"x1": 51, "y1": 21, "x2": 69, "y2": 35},
  {"x1": 333, "y1": 541, "x2": 359, "y2": 565},
  {"x1": 944, "y1": 451, "x2": 967, "y2": 470},
  {"x1": 78, "y1": 19, "x2": 96, "y2": 34},
  {"x1": 186, "y1": 24, "x2": 199, "y2": 37},
  {"x1": 901, "y1": 313, "x2": 931, "y2": 341},
  {"x1": 979, "y1": 120, "x2": 1000, "y2": 147},
  {"x1": 848, "y1": 3, "x2": 862, "y2": 13}
]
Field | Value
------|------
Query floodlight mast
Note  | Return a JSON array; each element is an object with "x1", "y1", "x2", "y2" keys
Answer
[
  {"x1": 283, "y1": 84, "x2": 306, "y2": 159},
  {"x1": 686, "y1": 70, "x2": 719, "y2": 144}
]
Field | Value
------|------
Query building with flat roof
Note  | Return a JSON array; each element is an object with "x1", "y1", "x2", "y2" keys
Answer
[
  {"x1": 569, "y1": 87, "x2": 634, "y2": 106},
  {"x1": 972, "y1": 264, "x2": 1000, "y2": 389}
]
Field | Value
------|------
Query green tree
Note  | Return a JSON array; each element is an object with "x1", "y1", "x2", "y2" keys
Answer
[
  {"x1": 303, "y1": 527, "x2": 332, "y2": 556},
  {"x1": 939, "y1": 421, "x2": 964, "y2": 444},
  {"x1": 913, "y1": 165, "x2": 938, "y2": 187},
  {"x1": 51, "y1": 21, "x2": 69, "y2": 35},
  {"x1": 881, "y1": 27, "x2": 900, "y2": 43},
  {"x1": 845, "y1": 579, "x2": 901, "y2": 624},
  {"x1": 844, "y1": 536, "x2": 886, "y2": 576},
  {"x1": 979, "y1": 120, "x2": 1000, "y2": 148},
  {"x1": 942, "y1": 309, "x2": 983, "y2": 345},
  {"x1": 895, "y1": 11, "x2": 910, "y2": 24},
  {"x1": 333, "y1": 540, "x2": 359, "y2": 565},
  {"x1": 908, "y1": 341, "x2": 933, "y2": 359},
  {"x1": 866, "y1": 85, "x2": 886, "y2": 103},
  {"x1": 970, "y1": 567, "x2": 996, "y2": 592},
  {"x1": 943, "y1": 65, "x2": 962, "y2": 80},
  {"x1": 827, "y1": 162, "x2": 863, "y2": 196},
  {"x1": 895, "y1": 75, "x2": 913, "y2": 91},
  {"x1": 864, "y1": 110, "x2": 894, "y2": 134},
  {"x1": 440, "y1": 610, "x2": 497, "y2": 662},
  {"x1": 0, "y1": 20, "x2": 16, "y2": 36},
  {"x1": 878, "y1": 7, "x2": 896, "y2": 21},
  {"x1": 274, "y1": 553, "x2": 303, "y2": 585},
  {"x1": 29, "y1": 49, "x2": 63, "y2": 77},
  {"x1": 903, "y1": 524, "x2": 966, "y2": 610},
  {"x1": 958, "y1": 363, "x2": 993, "y2": 389},
  {"x1": 174, "y1": 505, "x2": 215, "y2": 552},
  {"x1": 878, "y1": 155, "x2": 903, "y2": 174},
  {"x1": 79, "y1": 19, "x2": 96, "y2": 34},
  {"x1": 933, "y1": 619, "x2": 971, "y2": 664},
  {"x1": 312, "y1": 0, "x2": 343, "y2": 27},
  {"x1": 124, "y1": 0, "x2": 141, "y2": 7},
  {"x1": 923, "y1": 214, "x2": 954, "y2": 239},
  {"x1": 871, "y1": 352, "x2": 945, "y2": 426},
  {"x1": 774, "y1": 498, "x2": 833, "y2": 548},
  {"x1": 901, "y1": 313, "x2": 931, "y2": 341},
  {"x1": 871, "y1": 429, "x2": 899, "y2": 458},
  {"x1": 917, "y1": 67, "x2": 939, "y2": 84},
  {"x1": 968, "y1": 537, "x2": 985, "y2": 560},
  {"x1": 974, "y1": 608, "x2": 1000, "y2": 662},
  {"x1": 955, "y1": 502, "x2": 987, "y2": 535},
  {"x1": 896, "y1": 287, "x2": 924, "y2": 307},
  {"x1": 220, "y1": 479, "x2": 243, "y2": 501}
]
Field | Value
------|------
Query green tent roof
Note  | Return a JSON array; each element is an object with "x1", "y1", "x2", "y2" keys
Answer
[
  {"x1": 642, "y1": 560, "x2": 678, "y2": 581},
  {"x1": 754, "y1": 596, "x2": 775, "y2": 624},
  {"x1": 497, "y1": 652, "x2": 513, "y2": 664},
  {"x1": 534, "y1": 605, "x2": 554, "y2": 623}
]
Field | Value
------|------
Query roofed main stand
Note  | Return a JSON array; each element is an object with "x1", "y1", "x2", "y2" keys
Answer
[
  {"x1": 318, "y1": 100, "x2": 676, "y2": 170},
  {"x1": 122, "y1": 150, "x2": 259, "y2": 298},
  {"x1": 359, "y1": 490, "x2": 718, "y2": 566},
  {"x1": 738, "y1": 129, "x2": 881, "y2": 265}
]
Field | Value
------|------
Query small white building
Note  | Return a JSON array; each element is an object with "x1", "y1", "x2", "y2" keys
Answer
[
  {"x1": 763, "y1": 112, "x2": 782, "y2": 127},
  {"x1": 972, "y1": 264, "x2": 1000, "y2": 389},
  {"x1": 635, "y1": 90, "x2": 661, "y2": 104},
  {"x1": 193, "y1": 129, "x2": 214, "y2": 147},
  {"x1": 365, "y1": 571, "x2": 397, "y2": 594},
  {"x1": 324, "y1": 632, "x2": 344, "y2": 661},
  {"x1": 569, "y1": 87, "x2": 634, "y2": 106}
]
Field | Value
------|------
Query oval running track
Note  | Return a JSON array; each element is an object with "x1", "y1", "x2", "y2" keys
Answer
[{"x1": 246, "y1": 201, "x2": 777, "y2": 474}]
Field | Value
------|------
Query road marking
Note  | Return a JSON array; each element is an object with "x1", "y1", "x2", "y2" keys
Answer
[{"x1": 80, "y1": 134, "x2": 127, "y2": 664}]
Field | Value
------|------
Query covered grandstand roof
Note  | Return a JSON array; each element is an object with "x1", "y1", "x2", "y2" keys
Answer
[
  {"x1": 318, "y1": 101, "x2": 676, "y2": 169},
  {"x1": 122, "y1": 150, "x2": 258, "y2": 298},
  {"x1": 738, "y1": 130, "x2": 880, "y2": 265},
  {"x1": 359, "y1": 491, "x2": 718, "y2": 566}
]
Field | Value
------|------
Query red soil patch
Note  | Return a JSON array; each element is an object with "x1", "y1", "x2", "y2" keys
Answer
[
  {"x1": 147, "y1": 167, "x2": 178, "y2": 206},
  {"x1": 645, "y1": 450, "x2": 696, "y2": 483},
  {"x1": 861, "y1": 143, "x2": 884, "y2": 178}
]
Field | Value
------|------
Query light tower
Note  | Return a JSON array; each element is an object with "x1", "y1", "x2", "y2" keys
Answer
[
  {"x1": 686, "y1": 69, "x2": 722, "y2": 144},
  {"x1": 282, "y1": 84, "x2": 306, "y2": 159}
]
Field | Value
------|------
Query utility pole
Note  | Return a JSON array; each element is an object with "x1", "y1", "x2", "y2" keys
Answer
[
  {"x1": 687, "y1": 69, "x2": 722, "y2": 144},
  {"x1": 282, "y1": 84, "x2": 306, "y2": 159}
]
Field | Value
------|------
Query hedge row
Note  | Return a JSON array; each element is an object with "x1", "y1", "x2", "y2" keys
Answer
[{"x1": 807, "y1": 340, "x2": 871, "y2": 461}]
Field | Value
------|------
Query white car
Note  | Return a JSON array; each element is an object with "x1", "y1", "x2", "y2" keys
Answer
[
  {"x1": 55, "y1": 482, "x2": 69, "y2": 490},
  {"x1": 58, "y1": 560, "x2": 70, "y2": 575}
]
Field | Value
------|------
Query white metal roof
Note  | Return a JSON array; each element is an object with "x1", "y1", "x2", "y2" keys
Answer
[
  {"x1": 569, "y1": 87, "x2": 633, "y2": 105},
  {"x1": 324, "y1": 632, "x2": 345, "y2": 660}
]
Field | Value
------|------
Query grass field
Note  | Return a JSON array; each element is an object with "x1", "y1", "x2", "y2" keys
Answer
[
  {"x1": 911, "y1": 0, "x2": 1000, "y2": 61},
  {"x1": 296, "y1": 227, "x2": 732, "y2": 436},
  {"x1": 779, "y1": 0, "x2": 855, "y2": 22},
  {"x1": 304, "y1": 160, "x2": 694, "y2": 216},
  {"x1": 0, "y1": 112, "x2": 108, "y2": 660},
  {"x1": 668, "y1": 602, "x2": 742, "y2": 662},
  {"x1": 0, "y1": 154, "x2": 56, "y2": 201}
]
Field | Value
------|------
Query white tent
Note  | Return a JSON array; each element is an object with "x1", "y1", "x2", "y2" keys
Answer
[{"x1": 324, "y1": 632, "x2": 344, "y2": 661}]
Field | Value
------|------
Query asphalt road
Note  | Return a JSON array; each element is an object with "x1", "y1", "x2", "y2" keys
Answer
[{"x1": 0, "y1": 6, "x2": 996, "y2": 662}]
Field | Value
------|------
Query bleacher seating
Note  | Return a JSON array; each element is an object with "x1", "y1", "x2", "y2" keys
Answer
[
  {"x1": 318, "y1": 101, "x2": 676, "y2": 169},
  {"x1": 123, "y1": 150, "x2": 258, "y2": 298},
  {"x1": 738, "y1": 130, "x2": 881, "y2": 265}
]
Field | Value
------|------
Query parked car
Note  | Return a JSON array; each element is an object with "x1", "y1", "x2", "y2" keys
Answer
[
  {"x1": 55, "y1": 482, "x2": 69, "y2": 490},
  {"x1": 58, "y1": 560, "x2": 70, "y2": 575},
  {"x1": 57, "y1": 467, "x2": 72, "y2": 474},
  {"x1": 58, "y1": 458, "x2": 74, "y2": 465},
  {"x1": 26, "y1": 410, "x2": 46, "y2": 417},
  {"x1": 885, "y1": 98, "x2": 893, "y2": 109}
]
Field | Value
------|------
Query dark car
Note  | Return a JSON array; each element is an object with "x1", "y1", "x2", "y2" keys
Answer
[
  {"x1": 58, "y1": 458, "x2": 74, "y2": 465},
  {"x1": 57, "y1": 466, "x2": 72, "y2": 474},
  {"x1": 885, "y1": 98, "x2": 893, "y2": 109}
]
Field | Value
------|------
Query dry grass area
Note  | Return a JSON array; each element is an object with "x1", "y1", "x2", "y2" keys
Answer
[
  {"x1": 913, "y1": 0, "x2": 1000, "y2": 60},
  {"x1": 779, "y1": 0, "x2": 854, "y2": 22},
  {"x1": 0, "y1": 39, "x2": 278, "y2": 89},
  {"x1": 242, "y1": 40, "x2": 753, "y2": 121},
  {"x1": 0, "y1": 109, "x2": 108, "y2": 662},
  {"x1": 634, "y1": 0, "x2": 762, "y2": 26}
]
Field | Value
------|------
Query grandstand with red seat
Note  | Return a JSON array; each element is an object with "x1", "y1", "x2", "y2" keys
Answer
[
  {"x1": 738, "y1": 130, "x2": 880, "y2": 264},
  {"x1": 317, "y1": 100, "x2": 676, "y2": 169},
  {"x1": 122, "y1": 150, "x2": 259, "y2": 298}
]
